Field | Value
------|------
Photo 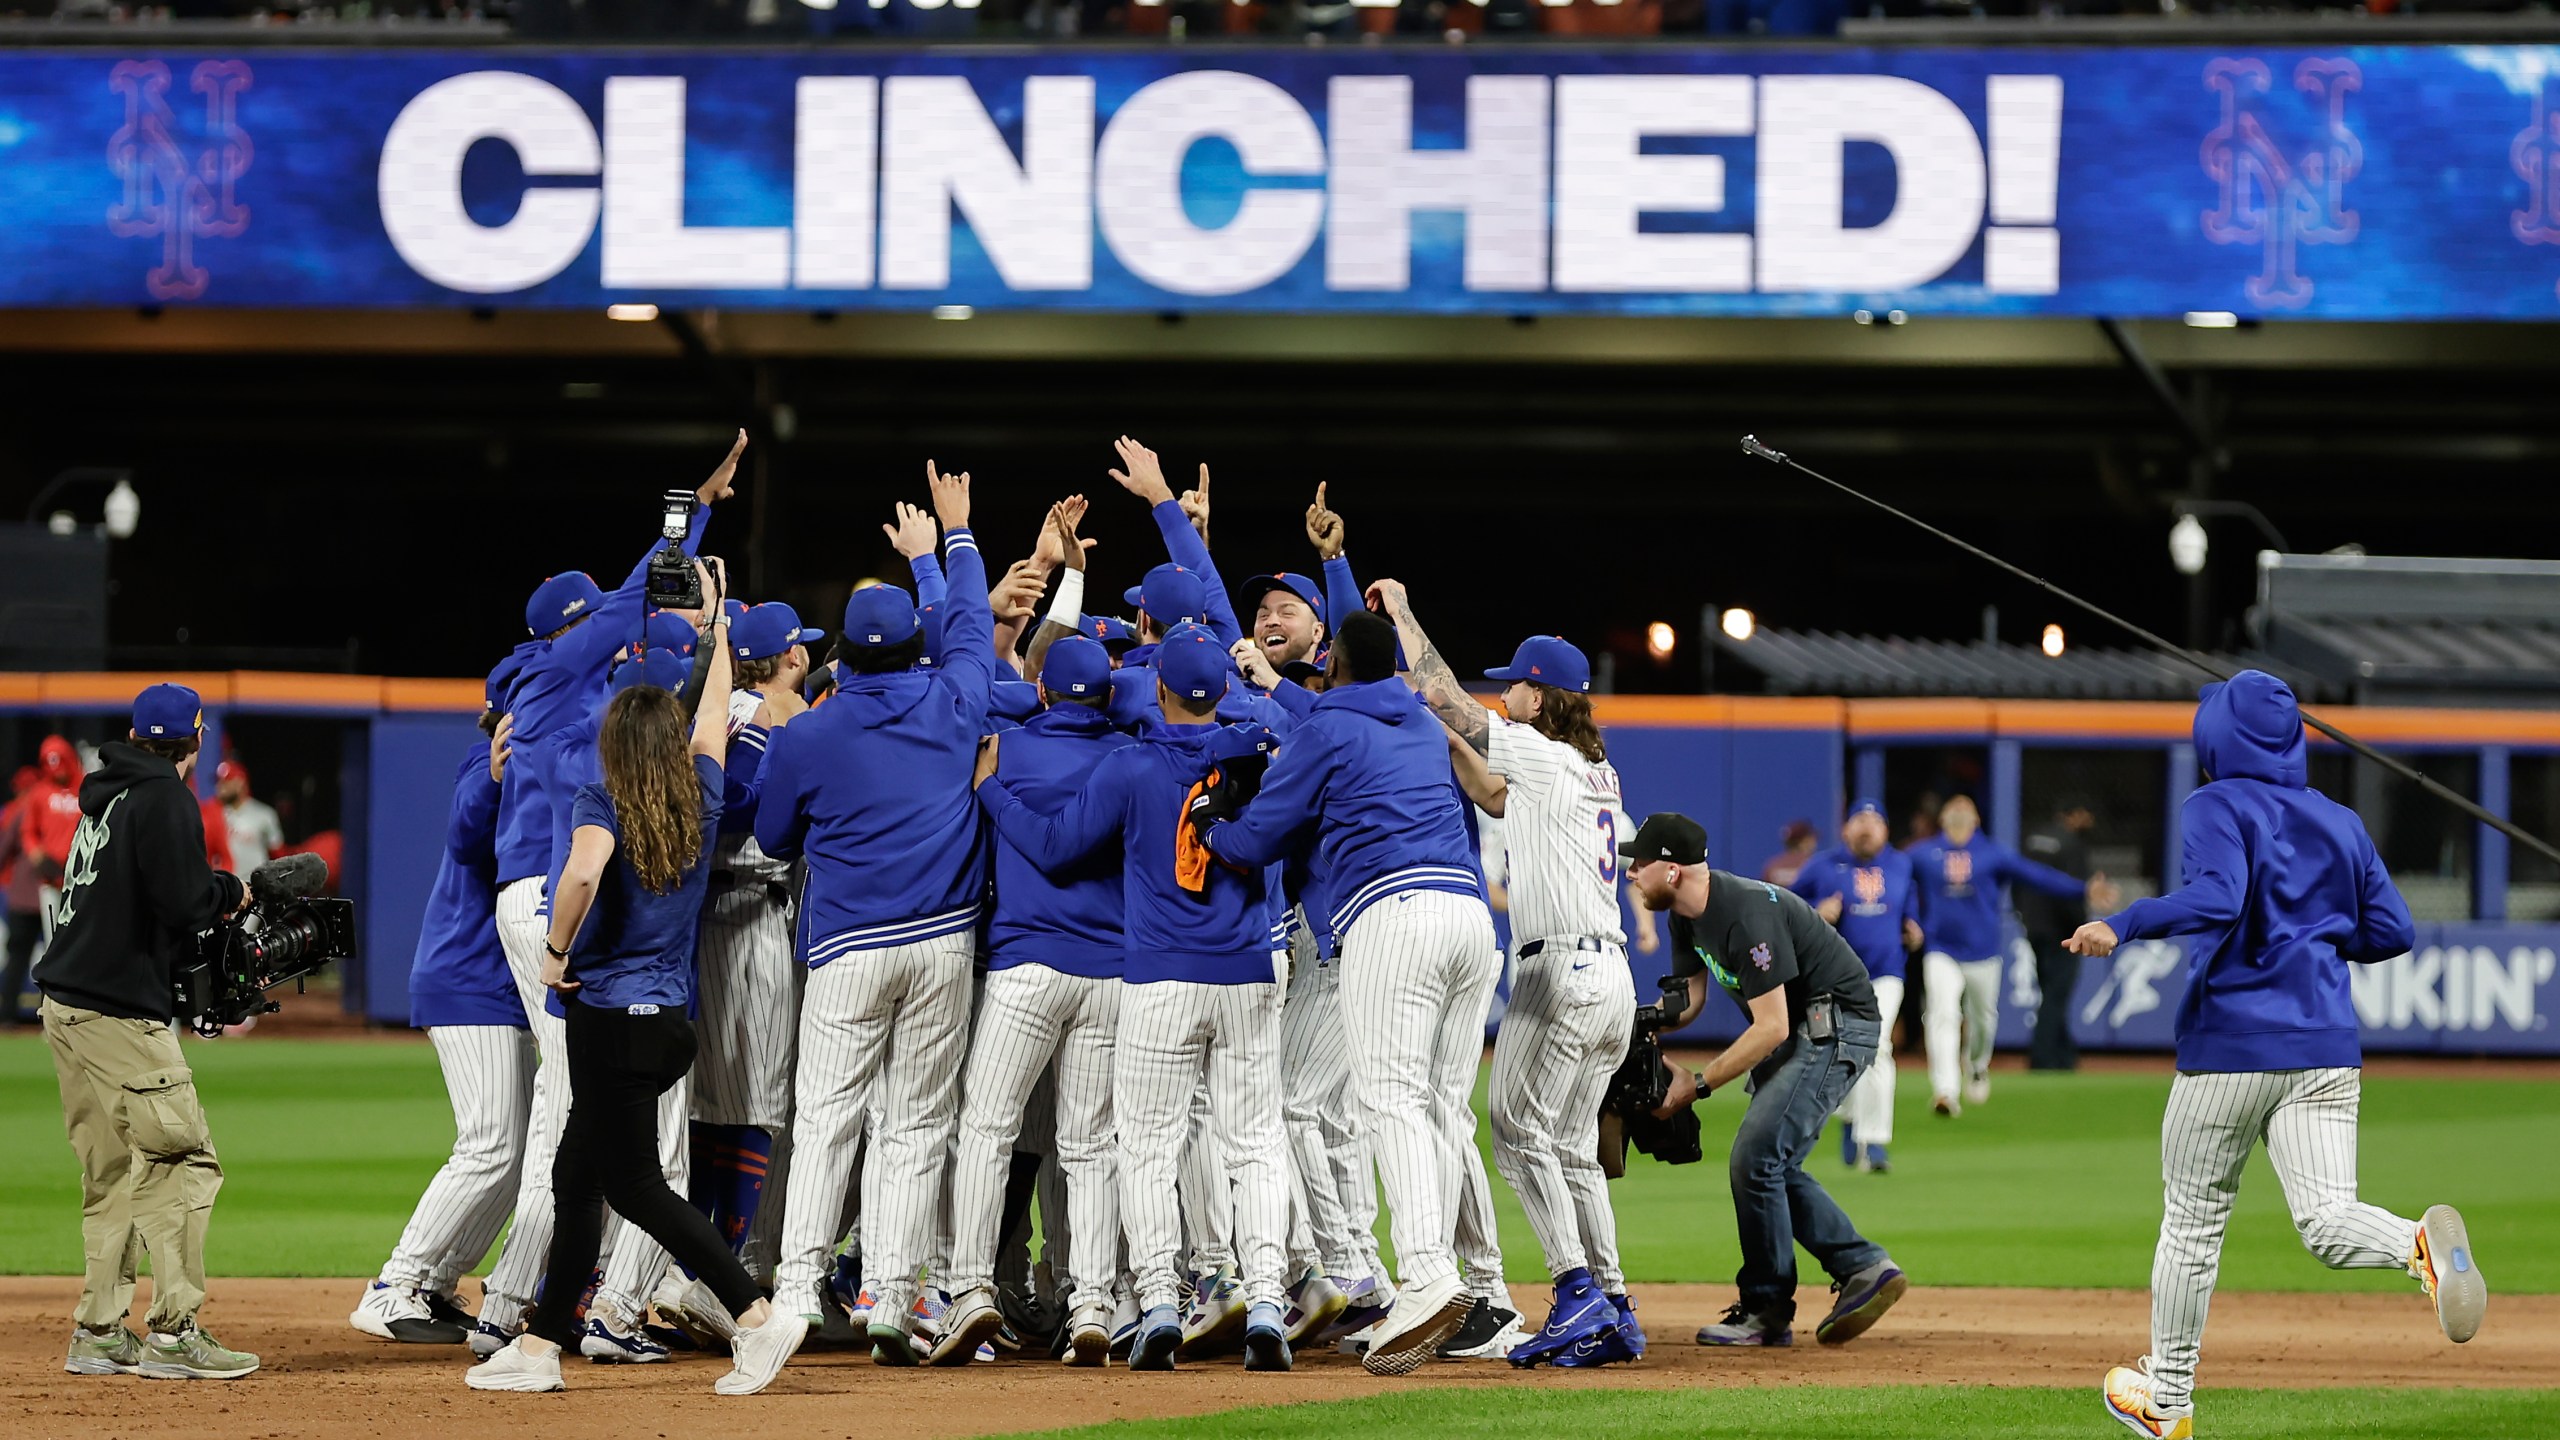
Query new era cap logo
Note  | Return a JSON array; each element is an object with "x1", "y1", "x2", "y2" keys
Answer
[{"x1": 562, "y1": 597, "x2": 587, "y2": 617}]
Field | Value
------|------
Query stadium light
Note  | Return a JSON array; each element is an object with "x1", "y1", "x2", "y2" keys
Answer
[
  {"x1": 933, "y1": 305, "x2": 975, "y2": 320},
  {"x1": 1719, "y1": 607, "x2": 1756, "y2": 642},
  {"x1": 2183, "y1": 311, "x2": 2240, "y2": 328},
  {"x1": 1646, "y1": 621, "x2": 1677, "y2": 660},
  {"x1": 2041, "y1": 623, "x2": 2065, "y2": 658},
  {"x1": 606, "y1": 303, "x2": 659, "y2": 322},
  {"x1": 103, "y1": 478, "x2": 140, "y2": 539},
  {"x1": 2168, "y1": 513, "x2": 2209, "y2": 576}
]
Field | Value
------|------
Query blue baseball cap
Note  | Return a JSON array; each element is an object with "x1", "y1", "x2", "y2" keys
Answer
[
  {"x1": 723, "y1": 598, "x2": 749, "y2": 623},
  {"x1": 1239, "y1": 573, "x2": 1326, "y2": 626},
  {"x1": 766, "y1": 602, "x2": 822, "y2": 643},
  {"x1": 1040, "y1": 636, "x2": 1113, "y2": 699},
  {"x1": 842, "y1": 583, "x2": 921, "y2": 648},
  {"x1": 526, "y1": 573, "x2": 605, "y2": 636},
  {"x1": 1123, "y1": 564, "x2": 1208, "y2": 627},
  {"x1": 1082, "y1": 614, "x2": 1137, "y2": 647},
  {"x1": 734, "y1": 603, "x2": 823, "y2": 662},
  {"x1": 484, "y1": 654, "x2": 525, "y2": 714},
  {"x1": 1154, "y1": 622, "x2": 1233, "y2": 703},
  {"x1": 611, "y1": 647, "x2": 688, "y2": 695},
  {"x1": 1206, "y1": 722, "x2": 1278, "y2": 767},
  {"x1": 645, "y1": 611, "x2": 698, "y2": 657},
  {"x1": 990, "y1": 680, "x2": 1042, "y2": 723},
  {"x1": 1484, "y1": 636, "x2": 1591, "y2": 694},
  {"x1": 132, "y1": 683, "x2": 202, "y2": 740},
  {"x1": 1848, "y1": 797, "x2": 1885, "y2": 820}
]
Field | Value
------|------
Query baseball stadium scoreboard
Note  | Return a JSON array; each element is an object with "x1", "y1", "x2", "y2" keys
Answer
[{"x1": 10, "y1": 42, "x2": 2560, "y2": 317}]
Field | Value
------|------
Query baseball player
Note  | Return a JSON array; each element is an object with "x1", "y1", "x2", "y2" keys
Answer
[
  {"x1": 353, "y1": 661, "x2": 532, "y2": 1345},
  {"x1": 978, "y1": 624, "x2": 1293, "y2": 1373},
  {"x1": 757, "y1": 464, "x2": 993, "y2": 1368},
  {"x1": 1196, "y1": 610, "x2": 1497, "y2": 1377},
  {"x1": 474, "y1": 439, "x2": 735, "y2": 1350},
  {"x1": 934, "y1": 635, "x2": 1135, "y2": 1366},
  {"x1": 1377, "y1": 592, "x2": 1636, "y2": 1368},
  {"x1": 2066, "y1": 671, "x2": 2482, "y2": 1440},
  {"x1": 1907, "y1": 793, "x2": 2107, "y2": 1115},
  {"x1": 1790, "y1": 800, "x2": 1921, "y2": 1173}
]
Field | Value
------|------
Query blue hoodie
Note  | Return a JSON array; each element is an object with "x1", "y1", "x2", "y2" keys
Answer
[
  {"x1": 494, "y1": 513, "x2": 707, "y2": 884},
  {"x1": 1790, "y1": 843, "x2": 1920, "y2": 982},
  {"x1": 407, "y1": 742, "x2": 525, "y2": 1030},
  {"x1": 983, "y1": 701, "x2": 1135, "y2": 979},
  {"x1": 756, "y1": 528, "x2": 995, "y2": 963},
  {"x1": 1203, "y1": 677, "x2": 1482, "y2": 938},
  {"x1": 1908, "y1": 831, "x2": 2085, "y2": 962},
  {"x1": 2107, "y1": 670, "x2": 2414, "y2": 1073},
  {"x1": 979, "y1": 719, "x2": 1272, "y2": 986}
]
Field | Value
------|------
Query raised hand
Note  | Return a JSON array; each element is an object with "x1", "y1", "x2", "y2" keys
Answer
[
  {"x1": 1179, "y1": 464, "x2": 1212, "y2": 546},
  {"x1": 883, "y1": 500, "x2": 937, "y2": 560},
  {"x1": 927, "y1": 460, "x2": 972, "y2": 532},
  {"x1": 489, "y1": 713, "x2": 515, "y2": 784},
  {"x1": 1108, "y1": 436, "x2": 1174, "y2": 505},
  {"x1": 990, "y1": 559, "x2": 1047, "y2": 621},
  {"x1": 1306, "y1": 482, "x2": 1345, "y2": 561},
  {"x1": 697, "y1": 429, "x2": 749, "y2": 505},
  {"x1": 1364, "y1": 576, "x2": 1409, "y2": 618},
  {"x1": 1052, "y1": 496, "x2": 1095, "y2": 573}
]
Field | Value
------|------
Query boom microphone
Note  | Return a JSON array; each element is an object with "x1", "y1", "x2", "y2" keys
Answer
[
  {"x1": 1738, "y1": 435, "x2": 2560, "y2": 870},
  {"x1": 250, "y1": 852, "x2": 330, "y2": 909}
]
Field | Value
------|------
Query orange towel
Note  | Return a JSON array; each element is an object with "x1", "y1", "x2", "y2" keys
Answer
[{"x1": 1176, "y1": 768, "x2": 1223, "y2": 895}]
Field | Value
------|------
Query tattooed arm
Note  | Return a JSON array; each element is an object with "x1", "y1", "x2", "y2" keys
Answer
[{"x1": 1364, "y1": 577, "x2": 1489, "y2": 755}]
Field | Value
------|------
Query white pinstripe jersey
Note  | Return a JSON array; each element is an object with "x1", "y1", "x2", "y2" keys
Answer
[
  {"x1": 1485, "y1": 718, "x2": 1627, "y2": 948},
  {"x1": 717, "y1": 687, "x2": 792, "y2": 884}
]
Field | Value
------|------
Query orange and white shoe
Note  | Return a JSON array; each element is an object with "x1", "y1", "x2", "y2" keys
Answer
[
  {"x1": 2103, "y1": 1356, "x2": 2193, "y2": 1439},
  {"x1": 2411, "y1": 1204, "x2": 2486, "y2": 1344}
]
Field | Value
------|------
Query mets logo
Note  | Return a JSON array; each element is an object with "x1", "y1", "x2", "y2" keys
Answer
[
  {"x1": 2200, "y1": 57, "x2": 2361, "y2": 309},
  {"x1": 2513, "y1": 76, "x2": 2560, "y2": 299},
  {"x1": 107, "y1": 59, "x2": 253, "y2": 302},
  {"x1": 1852, "y1": 867, "x2": 1887, "y2": 907},
  {"x1": 1943, "y1": 849, "x2": 1974, "y2": 891},
  {"x1": 1749, "y1": 941, "x2": 1773, "y2": 972}
]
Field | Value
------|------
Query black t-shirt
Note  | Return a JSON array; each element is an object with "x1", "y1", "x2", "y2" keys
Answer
[
  {"x1": 1669, "y1": 869, "x2": 1879, "y2": 1027},
  {"x1": 2016, "y1": 822, "x2": 2092, "y2": 941}
]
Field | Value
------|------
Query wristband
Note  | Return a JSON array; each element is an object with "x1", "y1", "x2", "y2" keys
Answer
[
  {"x1": 544, "y1": 940, "x2": 570, "y2": 960},
  {"x1": 1046, "y1": 568, "x2": 1086, "y2": 632}
]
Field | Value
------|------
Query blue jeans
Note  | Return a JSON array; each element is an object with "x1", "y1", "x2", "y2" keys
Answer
[{"x1": 1728, "y1": 1015, "x2": 1888, "y2": 1320}]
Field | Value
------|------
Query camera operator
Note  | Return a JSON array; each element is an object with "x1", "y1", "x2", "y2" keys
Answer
[
  {"x1": 1619, "y1": 812, "x2": 1908, "y2": 1351},
  {"x1": 34, "y1": 683, "x2": 258, "y2": 1381}
]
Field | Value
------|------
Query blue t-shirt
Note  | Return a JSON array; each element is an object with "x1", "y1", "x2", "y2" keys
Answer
[{"x1": 562, "y1": 753, "x2": 723, "y2": 1011}]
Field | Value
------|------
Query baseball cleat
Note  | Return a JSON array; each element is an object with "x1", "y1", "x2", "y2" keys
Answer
[
  {"x1": 2103, "y1": 1357, "x2": 2193, "y2": 1439},
  {"x1": 714, "y1": 1309, "x2": 806, "y2": 1396},
  {"x1": 424, "y1": 1290, "x2": 476, "y2": 1331},
  {"x1": 1178, "y1": 1266, "x2": 1247, "y2": 1358},
  {"x1": 1509, "y1": 1268, "x2": 1615, "y2": 1369},
  {"x1": 64, "y1": 1324, "x2": 144, "y2": 1376},
  {"x1": 1318, "y1": 1275, "x2": 1393, "y2": 1346},
  {"x1": 1964, "y1": 1071, "x2": 1991, "y2": 1107},
  {"x1": 1063, "y1": 1304, "x2": 1112, "y2": 1368},
  {"x1": 1360, "y1": 1273, "x2": 1470, "y2": 1377},
  {"x1": 1282, "y1": 1270, "x2": 1350, "y2": 1344},
  {"x1": 2412, "y1": 1204, "x2": 2486, "y2": 1344},
  {"x1": 928, "y1": 1287, "x2": 1005, "y2": 1367},
  {"x1": 352, "y1": 1280, "x2": 467, "y2": 1345},
  {"x1": 1107, "y1": 1292, "x2": 1142, "y2": 1359},
  {"x1": 1816, "y1": 1260, "x2": 1907, "y2": 1346},
  {"x1": 656, "y1": 1275, "x2": 741, "y2": 1350},
  {"x1": 1864, "y1": 1144, "x2": 1891, "y2": 1174},
  {"x1": 578, "y1": 1315, "x2": 669, "y2": 1363},
  {"x1": 1438, "y1": 1299, "x2": 1525, "y2": 1360},
  {"x1": 1932, "y1": 1094, "x2": 1960, "y2": 1118},
  {"x1": 1128, "y1": 1304, "x2": 1182, "y2": 1372},
  {"x1": 868, "y1": 1310, "x2": 917, "y2": 1367},
  {"x1": 1695, "y1": 1303, "x2": 1793, "y2": 1347},
  {"x1": 1242, "y1": 1302, "x2": 1292, "y2": 1372},
  {"x1": 465, "y1": 1336, "x2": 564, "y2": 1393},
  {"x1": 469, "y1": 1317, "x2": 523, "y2": 1358},
  {"x1": 1609, "y1": 1292, "x2": 1646, "y2": 1360}
]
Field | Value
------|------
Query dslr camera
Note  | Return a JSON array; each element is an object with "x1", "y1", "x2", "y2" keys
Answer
[
  {"x1": 173, "y1": 854, "x2": 357, "y2": 1038},
  {"x1": 643, "y1": 488, "x2": 702, "y2": 611},
  {"x1": 1597, "y1": 972, "x2": 1704, "y2": 1175}
]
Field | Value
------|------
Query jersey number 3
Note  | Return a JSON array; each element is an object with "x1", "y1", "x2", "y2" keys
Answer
[{"x1": 1597, "y1": 809, "x2": 1617, "y2": 881}]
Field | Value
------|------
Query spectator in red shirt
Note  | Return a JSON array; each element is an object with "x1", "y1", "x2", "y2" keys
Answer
[
  {"x1": 20, "y1": 737, "x2": 85, "y2": 941},
  {"x1": 0, "y1": 765, "x2": 41, "y2": 1025}
]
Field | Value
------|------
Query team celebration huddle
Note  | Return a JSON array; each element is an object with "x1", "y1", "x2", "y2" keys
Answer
[{"x1": 311, "y1": 432, "x2": 2488, "y2": 1428}]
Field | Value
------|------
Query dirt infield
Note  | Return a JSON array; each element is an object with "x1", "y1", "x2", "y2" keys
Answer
[{"x1": 5, "y1": 1279, "x2": 2552, "y2": 1439}]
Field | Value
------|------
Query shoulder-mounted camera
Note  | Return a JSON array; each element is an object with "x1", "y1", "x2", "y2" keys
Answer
[{"x1": 174, "y1": 854, "x2": 357, "y2": 1038}]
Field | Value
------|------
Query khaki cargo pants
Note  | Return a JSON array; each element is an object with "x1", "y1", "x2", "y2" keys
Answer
[{"x1": 42, "y1": 997, "x2": 224, "y2": 1332}]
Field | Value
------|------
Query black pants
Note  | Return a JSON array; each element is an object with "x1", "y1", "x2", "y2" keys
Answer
[
  {"x1": 2028, "y1": 939, "x2": 2080, "y2": 1071},
  {"x1": 531, "y1": 1003, "x2": 763, "y2": 1348},
  {"x1": 1, "y1": 908, "x2": 40, "y2": 1024}
]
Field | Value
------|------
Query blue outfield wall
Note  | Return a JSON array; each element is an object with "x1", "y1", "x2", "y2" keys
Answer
[{"x1": 363, "y1": 710, "x2": 486, "y2": 1028}]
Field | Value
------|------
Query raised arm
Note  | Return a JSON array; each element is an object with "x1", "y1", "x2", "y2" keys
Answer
[
  {"x1": 927, "y1": 463, "x2": 996, "y2": 710},
  {"x1": 1996, "y1": 840, "x2": 2097, "y2": 901},
  {"x1": 1444, "y1": 724, "x2": 1510, "y2": 817},
  {"x1": 690, "y1": 569, "x2": 735, "y2": 766},
  {"x1": 1111, "y1": 437, "x2": 1242, "y2": 646},
  {"x1": 1366, "y1": 576, "x2": 1488, "y2": 755},
  {"x1": 1307, "y1": 483, "x2": 1364, "y2": 627},
  {"x1": 1025, "y1": 498, "x2": 1094, "y2": 683}
]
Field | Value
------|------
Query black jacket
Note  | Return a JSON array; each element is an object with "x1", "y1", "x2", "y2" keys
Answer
[
  {"x1": 34, "y1": 743, "x2": 243, "y2": 1021},
  {"x1": 2017, "y1": 821, "x2": 2093, "y2": 943}
]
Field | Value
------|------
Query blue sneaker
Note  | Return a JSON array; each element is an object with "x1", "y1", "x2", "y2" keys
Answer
[
  {"x1": 1839, "y1": 1122, "x2": 1857, "y2": 1168},
  {"x1": 1865, "y1": 1143, "x2": 1891, "y2": 1175},
  {"x1": 1128, "y1": 1304, "x2": 1181, "y2": 1371},
  {"x1": 1597, "y1": 1292, "x2": 1645, "y2": 1363},
  {"x1": 1242, "y1": 1301, "x2": 1292, "y2": 1372},
  {"x1": 1506, "y1": 1269, "x2": 1615, "y2": 1370}
]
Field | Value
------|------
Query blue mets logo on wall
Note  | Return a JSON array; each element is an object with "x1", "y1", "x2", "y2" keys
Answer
[
  {"x1": 2200, "y1": 56, "x2": 2361, "y2": 309},
  {"x1": 107, "y1": 59, "x2": 254, "y2": 302}
]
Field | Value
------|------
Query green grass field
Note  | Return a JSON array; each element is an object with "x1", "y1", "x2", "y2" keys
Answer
[{"x1": 4, "y1": 1033, "x2": 2553, "y2": 1290}]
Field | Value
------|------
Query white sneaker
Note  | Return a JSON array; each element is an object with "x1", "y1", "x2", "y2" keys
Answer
[
  {"x1": 2412, "y1": 1204, "x2": 2486, "y2": 1344},
  {"x1": 1359, "y1": 1273, "x2": 1470, "y2": 1377},
  {"x1": 715, "y1": 1310, "x2": 807, "y2": 1396},
  {"x1": 656, "y1": 1276, "x2": 740, "y2": 1351},
  {"x1": 1063, "y1": 1303, "x2": 1112, "y2": 1368},
  {"x1": 1964, "y1": 1072, "x2": 1991, "y2": 1107},
  {"x1": 465, "y1": 1336, "x2": 565, "y2": 1393},
  {"x1": 1283, "y1": 1272, "x2": 1350, "y2": 1344},
  {"x1": 927, "y1": 1287, "x2": 1004, "y2": 1367},
  {"x1": 351, "y1": 1280, "x2": 464, "y2": 1344},
  {"x1": 2102, "y1": 1356, "x2": 2192, "y2": 1439}
]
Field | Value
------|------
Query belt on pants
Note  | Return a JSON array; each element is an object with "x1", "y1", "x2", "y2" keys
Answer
[
  {"x1": 709, "y1": 870, "x2": 792, "y2": 909},
  {"x1": 1518, "y1": 935, "x2": 1613, "y2": 960}
]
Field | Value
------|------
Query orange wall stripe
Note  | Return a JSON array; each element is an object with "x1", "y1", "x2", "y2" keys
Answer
[
  {"x1": 1845, "y1": 698, "x2": 1997, "y2": 737},
  {"x1": 229, "y1": 672, "x2": 389, "y2": 709},
  {"x1": 39, "y1": 672, "x2": 236, "y2": 707},
  {"x1": 382, "y1": 678, "x2": 488, "y2": 712}
]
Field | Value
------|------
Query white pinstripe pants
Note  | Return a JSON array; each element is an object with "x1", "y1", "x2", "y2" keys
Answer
[
  {"x1": 2149, "y1": 1067, "x2": 2420, "y2": 1406},
  {"x1": 1450, "y1": 950, "x2": 1508, "y2": 1302},
  {"x1": 1280, "y1": 949, "x2": 1369, "y2": 1280},
  {"x1": 692, "y1": 882, "x2": 799, "y2": 1131},
  {"x1": 381, "y1": 1025, "x2": 535, "y2": 1295},
  {"x1": 1116, "y1": 975, "x2": 1288, "y2": 1315},
  {"x1": 947, "y1": 962, "x2": 1120, "y2": 1312},
  {"x1": 483, "y1": 878, "x2": 572, "y2": 1321},
  {"x1": 774, "y1": 931, "x2": 973, "y2": 1319},
  {"x1": 1490, "y1": 944, "x2": 1634, "y2": 1289},
  {"x1": 1336, "y1": 890, "x2": 1500, "y2": 1292},
  {"x1": 1922, "y1": 953, "x2": 2000, "y2": 1100},
  {"x1": 1841, "y1": 975, "x2": 1903, "y2": 1146},
  {"x1": 1179, "y1": 1083, "x2": 1234, "y2": 1274}
]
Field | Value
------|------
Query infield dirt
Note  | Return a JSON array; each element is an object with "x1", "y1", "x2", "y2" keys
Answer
[{"x1": 4, "y1": 1279, "x2": 2552, "y2": 1440}]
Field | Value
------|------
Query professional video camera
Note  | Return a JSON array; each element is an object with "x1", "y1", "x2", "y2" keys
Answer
[
  {"x1": 1597, "y1": 972, "x2": 1704, "y2": 1176},
  {"x1": 174, "y1": 853, "x2": 357, "y2": 1038},
  {"x1": 643, "y1": 488, "x2": 703, "y2": 611}
]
